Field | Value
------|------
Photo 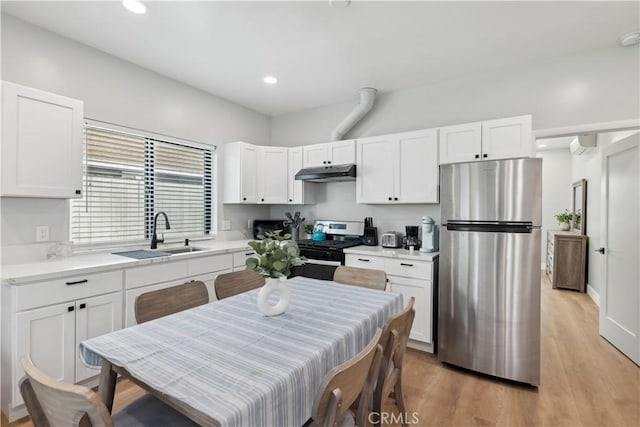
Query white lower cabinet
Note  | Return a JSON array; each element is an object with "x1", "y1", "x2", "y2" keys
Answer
[
  {"x1": 345, "y1": 252, "x2": 437, "y2": 352},
  {"x1": 3, "y1": 269, "x2": 124, "y2": 420}
]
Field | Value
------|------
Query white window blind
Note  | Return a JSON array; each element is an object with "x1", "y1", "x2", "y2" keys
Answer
[{"x1": 71, "y1": 126, "x2": 213, "y2": 245}]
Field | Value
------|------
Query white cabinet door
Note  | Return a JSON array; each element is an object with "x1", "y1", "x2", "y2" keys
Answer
[
  {"x1": 389, "y1": 277, "x2": 432, "y2": 344},
  {"x1": 328, "y1": 140, "x2": 356, "y2": 165},
  {"x1": 302, "y1": 144, "x2": 328, "y2": 167},
  {"x1": 481, "y1": 115, "x2": 533, "y2": 160},
  {"x1": 15, "y1": 303, "x2": 76, "y2": 407},
  {"x1": 240, "y1": 143, "x2": 259, "y2": 203},
  {"x1": 439, "y1": 122, "x2": 482, "y2": 164},
  {"x1": 1, "y1": 81, "x2": 83, "y2": 198},
  {"x1": 396, "y1": 129, "x2": 439, "y2": 203},
  {"x1": 258, "y1": 146, "x2": 288, "y2": 204},
  {"x1": 75, "y1": 292, "x2": 123, "y2": 382},
  {"x1": 288, "y1": 147, "x2": 303, "y2": 204},
  {"x1": 356, "y1": 137, "x2": 396, "y2": 204}
]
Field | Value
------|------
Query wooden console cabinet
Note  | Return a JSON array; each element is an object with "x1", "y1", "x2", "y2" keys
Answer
[{"x1": 546, "y1": 230, "x2": 588, "y2": 292}]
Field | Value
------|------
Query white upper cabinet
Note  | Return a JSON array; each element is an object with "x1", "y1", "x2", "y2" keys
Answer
[
  {"x1": 439, "y1": 122, "x2": 482, "y2": 164},
  {"x1": 287, "y1": 147, "x2": 315, "y2": 204},
  {"x1": 439, "y1": 115, "x2": 533, "y2": 164},
  {"x1": 258, "y1": 146, "x2": 288, "y2": 204},
  {"x1": 302, "y1": 140, "x2": 355, "y2": 167},
  {"x1": 357, "y1": 129, "x2": 439, "y2": 204},
  {"x1": 223, "y1": 142, "x2": 288, "y2": 204},
  {"x1": 1, "y1": 81, "x2": 84, "y2": 198},
  {"x1": 481, "y1": 115, "x2": 533, "y2": 160}
]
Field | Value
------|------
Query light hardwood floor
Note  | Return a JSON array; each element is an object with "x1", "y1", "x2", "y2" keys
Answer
[{"x1": 3, "y1": 275, "x2": 639, "y2": 426}]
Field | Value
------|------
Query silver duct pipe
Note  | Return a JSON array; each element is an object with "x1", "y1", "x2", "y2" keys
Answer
[{"x1": 330, "y1": 88, "x2": 377, "y2": 141}]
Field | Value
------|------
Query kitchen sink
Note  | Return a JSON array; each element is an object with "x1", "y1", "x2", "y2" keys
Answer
[{"x1": 113, "y1": 246, "x2": 204, "y2": 259}]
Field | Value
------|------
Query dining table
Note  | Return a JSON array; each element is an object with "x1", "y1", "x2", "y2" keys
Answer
[{"x1": 79, "y1": 276, "x2": 404, "y2": 427}]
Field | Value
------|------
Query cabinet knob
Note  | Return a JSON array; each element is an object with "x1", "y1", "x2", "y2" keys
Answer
[
  {"x1": 289, "y1": 199, "x2": 293, "y2": 202},
  {"x1": 595, "y1": 247, "x2": 606, "y2": 254},
  {"x1": 475, "y1": 154, "x2": 480, "y2": 159},
  {"x1": 357, "y1": 258, "x2": 370, "y2": 262},
  {"x1": 67, "y1": 306, "x2": 75, "y2": 312},
  {"x1": 243, "y1": 197, "x2": 247, "y2": 201},
  {"x1": 388, "y1": 197, "x2": 392, "y2": 201},
  {"x1": 483, "y1": 154, "x2": 488, "y2": 158},
  {"x1": 261, "y1": 198, "x2": 265, "y2": 202},
  {"x1": 65, "y1": 279, "x2": 88, "y2": 286},
  {"x1": 323, "y1": 161, "x2": 327, "y2": 164},
  {"x1": 394, "y1": 197, "x2": 398, "y2": 201},
  {"x1": 75, "y1": 189, "x2": 81, "y2": 195},
  {"x1": 327, "y1": 161, "x2": 331, "y2": 164},
  {"x1": 79, "y1": 303, "x2": 86, "y2": 310}
]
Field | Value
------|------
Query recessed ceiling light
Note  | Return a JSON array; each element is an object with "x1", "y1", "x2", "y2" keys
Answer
[
  {"x1": 263, "y1": 76, "x2": 278, "y2": 85},
  {"x1": 537, "y1": 143, "x2": 547, "y2": 148},
  {"x1": 620, "y1": 31, "x2": 640, "y2": 47},
  {"x1": 123, "y1": 0, "x2": 147, "y2": 14}
]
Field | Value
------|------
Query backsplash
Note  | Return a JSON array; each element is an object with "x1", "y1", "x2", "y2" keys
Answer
[{"x1": 268, "y1": 181, "x2": 440, "y2": 236}]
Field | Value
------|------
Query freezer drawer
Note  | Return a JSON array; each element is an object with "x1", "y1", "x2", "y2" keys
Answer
[{"x1": 438, "y1": 228, "x2": 541, "y2": 385}]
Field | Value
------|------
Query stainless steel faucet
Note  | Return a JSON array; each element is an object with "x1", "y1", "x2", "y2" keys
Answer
[{"x1": 150, "y1": 211, "x2": 171, "y2": 249}]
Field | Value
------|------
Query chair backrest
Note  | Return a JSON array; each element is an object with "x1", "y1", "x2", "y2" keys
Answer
[
  {"x1": 214, "y1": 270, "x2": 265, "y2": 300},
  {"x1": 312, "y1": 329, "x2": 383, "y2": 427},
  {"x1": 333, "y1": 266, "x2": 387, "y2": 291},
  {"x1": 20, "y1": 354, "x2": 112, "y2": 427},
  {"x1": 135, "y1": 280, "x2": 209, "y2": 324},
  {"x1": 376, "y1": 297, "x2": 416, "y2": 396}
]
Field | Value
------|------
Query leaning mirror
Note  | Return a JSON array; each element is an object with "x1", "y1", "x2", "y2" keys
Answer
[{"x1": 572, "y1": 179, "x2": 587, "y2": 235}]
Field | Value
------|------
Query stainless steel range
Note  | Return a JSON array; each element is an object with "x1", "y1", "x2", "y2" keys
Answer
[{"x1": 295, "y1": 220, "x2": 364, "y2": 280}]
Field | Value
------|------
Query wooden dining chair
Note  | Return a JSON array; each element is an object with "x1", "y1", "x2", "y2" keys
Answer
[
  {"x1": 20, "y1": 354, "x2": 198, "y2": 427},
  {"x1": 373, "y1": 297, "x2": 416, "y2": 427},
  {"x1": 333, "y1": 266, "x2": 387, "y2": 291},
  {"x1": 310, "y1": 329, "x2": 383, "y2": 427},
  {"x1": 135, "y1": 280, "x2": 209, "y2": 324},
  {"x1": 214, "y1": 270, "x2": 265, "y2": 300}
]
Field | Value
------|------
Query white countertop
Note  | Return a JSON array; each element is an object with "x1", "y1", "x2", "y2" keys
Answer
[
  {"x1": 1, "y1": 240, "x2": 251, "y2": 285},
  {"x1": 344, "y1": 245, "x2": 439, "y2": 261}
]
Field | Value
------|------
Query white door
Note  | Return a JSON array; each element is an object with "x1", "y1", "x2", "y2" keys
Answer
[
  {"x1": 258, "y1": 146, "x2": 288, "y2": 204},
  {"x1": 439, "y1": 122, "x2": 482, "y2": 164},
  {"x1": 240, "y1": 143, "x2": 259, "y2": 203},
  {"x1": 600, "y1": 133, "x2": 640, "y2": 365},
  {"x1": 75, "y1": 292, "x2": 123, "y2": 382},
  {"x1": 302, "y1": 143, "x2": 328, "y2": 167},
  {"x1": 328, "y1": 140, "x2": 356, "y2": 165},
  {"x1": 388, "y1": 277, "x2": 431, "y2": 343},
  {"x1": 356, "y1": 136, "x2": 396, "y2": 203},
  {"x1": 396, "y1": 129, "x2": 439, "y2": 203},
  {"x1": 288, "y1": 147, "x2": 303, "y2": 204},
  {"x1": 481, "y1": 115, "x2": 533, "y2": 160},
  {"x1": 15, "y1": 303, "x2": 76, "y2": 407}
]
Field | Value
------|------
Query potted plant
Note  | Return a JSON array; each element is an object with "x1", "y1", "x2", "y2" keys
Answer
[
  {"x1": 246, "y1": 230, "x2": 306, "y2": 316},
  {"x1": 554, "y1": 209, "x2": 573, "y2": 231},
  {"x1": 303, "y1": 223, "x2": 315, "y2": 240}
]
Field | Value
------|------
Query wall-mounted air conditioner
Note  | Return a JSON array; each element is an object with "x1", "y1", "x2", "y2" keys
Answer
[{"x1": 570, "y1": 134, "x2": 597, "y2": 155}]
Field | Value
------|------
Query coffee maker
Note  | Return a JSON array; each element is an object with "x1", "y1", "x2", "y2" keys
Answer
[{"x1": 403, "y1": 225, "x2": 420, "y2": 250}]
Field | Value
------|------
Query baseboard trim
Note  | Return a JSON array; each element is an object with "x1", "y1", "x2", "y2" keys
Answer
[{"x1": 587, "y1": 284, "x2": 600, "y2": 306}]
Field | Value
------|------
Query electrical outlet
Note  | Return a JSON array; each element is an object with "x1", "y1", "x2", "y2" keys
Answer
[
  {"x1": 222, "y1": 220, "x2": 231, "y2": 230},
  {"x1": 36, "y1": 226, "x2": 50, "y2": 242}
]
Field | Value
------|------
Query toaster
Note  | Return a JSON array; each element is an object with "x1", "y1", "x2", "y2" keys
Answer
[{"x1": 381, "y1": 231, "x2": 403, "y2": 248}]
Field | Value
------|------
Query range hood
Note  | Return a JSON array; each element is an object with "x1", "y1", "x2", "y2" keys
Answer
[{"x1": 295, "y1": 164, "x2": 356, "y2": 182}]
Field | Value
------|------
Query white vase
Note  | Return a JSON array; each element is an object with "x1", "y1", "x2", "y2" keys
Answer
[
  {"x1": 257, "y1": 277, "x2": 291, "y2": 316},
  {"x1": 559, "y1": 222, "x2": 570, "y2": 231}
]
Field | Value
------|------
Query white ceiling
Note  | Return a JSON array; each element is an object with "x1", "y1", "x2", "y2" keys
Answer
[{"x1": 3, "y1": 1, "x2": 638, "y2": 116}]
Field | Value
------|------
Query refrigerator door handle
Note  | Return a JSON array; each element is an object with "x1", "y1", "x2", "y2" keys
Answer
[{"x1": 445, "y1": 221, "x2": 535, "y2": 233}]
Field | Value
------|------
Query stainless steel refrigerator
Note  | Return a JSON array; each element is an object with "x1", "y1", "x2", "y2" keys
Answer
[{"x1": 438, "y1": 158, "x2": 542, "y2": 385}]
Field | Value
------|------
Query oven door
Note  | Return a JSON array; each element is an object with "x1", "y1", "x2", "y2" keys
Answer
[{"x1": 295, "y1": 249, "x2": 342, "y2": 280}]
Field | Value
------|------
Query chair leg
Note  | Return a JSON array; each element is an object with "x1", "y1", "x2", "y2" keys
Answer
[{"x1": 394, "y1": 378, "x2": 408, "y2": 427}]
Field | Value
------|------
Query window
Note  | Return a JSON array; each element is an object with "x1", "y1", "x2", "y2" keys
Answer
[{"x1": 71, "y1": 125, "x2": 213, "y2": 244}]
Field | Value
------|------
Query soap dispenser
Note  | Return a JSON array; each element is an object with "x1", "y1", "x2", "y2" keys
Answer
[{"x1": 420, "y1": 216, "x2": 438, "y2": 253}]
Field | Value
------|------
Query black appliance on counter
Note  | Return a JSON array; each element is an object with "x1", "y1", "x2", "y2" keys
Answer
[
  {"x1": 251, "y1": 219, "x2": 290, "y2": 239},
  {"x1": 295, "y1": 220, "x2": 364, "y2": 280}
]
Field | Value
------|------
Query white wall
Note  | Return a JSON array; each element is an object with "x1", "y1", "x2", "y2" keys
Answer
[
  {"x1": 272, "y1": 46, "x2": 639, "y2": 146},
  {"x1": 1, "y1": 15, "x2": 271, "y2": 262},
  {"x1": 537, "y1": 149, "x2": 573, "y2": 267}
]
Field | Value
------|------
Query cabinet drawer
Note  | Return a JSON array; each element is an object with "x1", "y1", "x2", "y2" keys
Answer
[
  {"x1": 188, "y1": 254, "x2": 233, "y2": 276},
  {"x1": 345, "y1": 254, "x2": 385, "y2": 271},
  {"x1": 385, "y1": 259, "x2": 432, "y2": 280},
  {"x1": 233, "y1": 250, "x2": 257, "y2": 268},
  {"x1": 125, "y1": 260, "x2": 188, "y2": 289},
  {"x1": 16, "y1": 270, "x2": 122, "y2": 311}
]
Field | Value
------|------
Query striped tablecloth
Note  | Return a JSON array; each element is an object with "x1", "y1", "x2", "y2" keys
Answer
[{"x1": 80, "y1": 276, "x2": 403, "y2": 427}]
